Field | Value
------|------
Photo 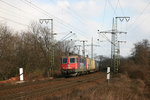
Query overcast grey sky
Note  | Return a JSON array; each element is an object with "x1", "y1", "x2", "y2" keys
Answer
[{"x1": 0, "y1": 0, "x2": 150, "y2": 57}]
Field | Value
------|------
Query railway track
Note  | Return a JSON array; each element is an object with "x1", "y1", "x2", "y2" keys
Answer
[{"x1": 0, "y1": 72, "x2": 105, "y2": 100}]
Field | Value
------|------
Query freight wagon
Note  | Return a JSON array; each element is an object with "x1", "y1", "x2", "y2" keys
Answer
[{"x1": 61, "y1": 55, "x2": 100, "y2": 76}]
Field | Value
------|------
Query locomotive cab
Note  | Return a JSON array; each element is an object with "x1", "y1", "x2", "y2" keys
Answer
[{"x1": 61, "y1": 56, "x2": 78, "y2": 76}]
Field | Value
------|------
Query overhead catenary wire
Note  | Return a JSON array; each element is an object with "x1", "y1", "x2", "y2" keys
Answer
[
  {"x1": 51, "y1": 0, "x2": 89, "y2": 27},
  {"x1": 62, "y1": 33, "x2": 75, "y2": 42},
  {"x1": 107, "y1": 0, "x2": 117, "y2": 16},
  {"x1": 0, "y1": 1, "x2": 60, "y2": 32},
  {"x1": 97, "y1": 39, "x2": 111, "y2": 58},
  {"x1": 0, "y1": 0, "x2": 33, "y2": 18},
  {"x1": 118, "y1": 0, "x2": 125, "y2": 16},
  {"x1": 0, "y1": 0, "x2": 44, "y2": 24},
  {"x1": 101, "y1": 33, "x2": 115, "y2": 46},
  {"x1": 50, "y1": 0, "x2": 90, "y2": 36},
  {"x1": 0, "y1": 0, "x2": 43, "y2": 29},
  {"x1": 98, "y1": 30, "x2": 116, "y2": 46},
  {"x1": 50, "y1": 0, "x2": 93, "y2": 25},
  {"x1": 21, "y1": 0, "x2": 89, "y2": 39},
  {"x1": 0, "y1": 0, "x2": 112, "y2": 57},
  {"x1": 0, "y1": 0, "x2": 88, "y2": 39},
  {"x1": 128, "y1": 0, "x2": 150, "y2": 31},
  {"x1": 114, "y1": 0, "x2": 119, "y2": 16},
  {"x1": 0, "y1": 16, "x2": 29, "y2": 27},
  {"x1": 129, "y1": 13, "x2": 150, "y2": 33},
  {"x1": 102, "y1": 0, "x2": 108, "y2": 26},
  {"x1": 0, "y1": 0, "x2": 91, "y2": 53},
  {"x1": 114, "y1": 0, "x2": 125, "y2": 16},
  {"x1": 97, "y1": 32, "x2": 115, "y2": 57},
  {"x1": 0, "y1": 8, "x2": 31, "y2": 21},
  {"x1": 0, "y1": 0, "x2": 26, "y2": 12},
  {"x1": 128, "y1": 0, "x2": 150, "y2": 32},
  {"x1": 61, "y1": 31, "x2": 76, "y2": 41},
  {"x1": 65, "y1": 5, "x2": 90, "y2": 27},
  {"x1": 106, "y1": 0, "x2": 125, "y2": 18}
]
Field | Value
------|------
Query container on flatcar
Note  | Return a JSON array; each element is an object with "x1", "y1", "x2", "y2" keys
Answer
[
  {"x1": 86, "y1": 58, "x2": 91, "y2": 71},
  {"x1": 91, "y1": 59, "x2": 95, "y2": 71},
  {"x1": 78, "y1": 57, "x2": 86, "y2": 72},
  {"x1": 95, "y1": 61, "x2": 100, "y2": 71},
  {"x1": 86, "y1": 58, "x2": 95, "y2": 72}
]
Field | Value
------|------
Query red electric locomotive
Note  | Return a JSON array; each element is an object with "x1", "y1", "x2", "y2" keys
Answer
[
  {"x1": 61, "y1": 55, "x2": 86, "y2": 76},
  {"x1": 61, "y1": 55, "x2": 100, "y2": 77}
]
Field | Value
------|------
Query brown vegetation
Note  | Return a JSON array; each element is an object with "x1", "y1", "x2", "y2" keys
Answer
[
  {"x1": 0, "y1": 23, "x2": 150, "y2": 99},
  {"x1": 0, "y1": 23, "x2": 74, "y2": 81},
  {"x1": 42, "y1": 74, "x2": 148, "y2": 100},
  {"x1": 120, "y1": 39, "x2": 150, "y2": 99},
  {"x1": 44, "y1": 39, "x2": 150, "y2": 100}
]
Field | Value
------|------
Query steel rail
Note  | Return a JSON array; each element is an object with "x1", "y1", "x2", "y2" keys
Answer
[{"x1": 1, "y1": 73, "x2": 105, "y2": 100}]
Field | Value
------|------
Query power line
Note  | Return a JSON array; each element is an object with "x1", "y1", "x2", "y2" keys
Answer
[
  {"x1": 0, "y1": 16, "x2": 29, "y2": 27},
  {"x1": 0, "y1": 0, "x2": 27, "y2": 13},
  {"x1": 98, "y1": 17, "x2": 130, "y2": 74},
  {"x1": 98, "y1": 30, "x2": 115, "y2": 46},
  {"x1": 114, "y1": 0, "x2": 124, "y2": 16},
  {"x1": 0, "y1": 8, "x2": 30, "y2": 21},
  {"x1": 96, "y1": 38, "x2": 111, "y2": 59},
  {"x1": 128, "y1": 1, "x2": 150, "y2": 31},
  {"x1": 98, "y1": 31, "x2": 116, "y2": 57},
  {"x1": 61, "y1": 31, "x2": 76, "y2": 41},
  {"x1": 107, "y1": 0, "x2": 117, "y2": 16},
  {"x1": 51, "y1": 0, "x2": 88, "y2": 27},
  {"x1": 118, "y1": 0, "x2": 125, "y2": 16},
  {"x1": 102, "y1": 0, "x2": 108, "y2": 26},
  {"x1": 129, "y1": 13, "x2": 150, "y2": 33},
  {"x1": 0, "y1": 0, "x2": 90, "y2": 40},
  {"x1": 0, "y1": 0, "x2": 39, "y2": 21},
  {"x1": 21, "y1": 0, "x2": 89, "y2": 38},
  {"x1": 50, "y1": 0, "x2": 92, "y2": 25},
  {"x1": 66, "y1": 6, "x2": 89, "y2": 26},
  {"x1": 107, "y1": 0, "x2": 125, "y2": 17},
  {"x1": 0, "y1": 0, "x2": 90, "y2": 42},
  {"x1": 0, "y1": 6, "x2": 65, "y2": 33},
  {"x1": 114, "y1": 0, "x2": 119, "y2": 15},
  {"x1": 50, "y1": 0, "x2": 90, "y2": 36},
  {"x1": 97, "y1": 41, "x2": 111, "y2": 57}
]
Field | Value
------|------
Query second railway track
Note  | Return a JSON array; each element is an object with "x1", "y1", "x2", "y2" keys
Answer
[{"x1": 0, "y1": 72, "x2": 106, "y2": 100}]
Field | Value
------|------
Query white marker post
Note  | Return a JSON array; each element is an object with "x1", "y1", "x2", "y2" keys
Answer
[
  {"x1": 19, "y1": 68, "x2": 24, "y2": 81},
  {"x1": 107, "y1": 67, "x2": 110, "y2": 84}
]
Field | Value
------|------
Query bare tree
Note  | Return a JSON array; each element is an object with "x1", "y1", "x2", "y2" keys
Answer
[
  {"x1": 0, "y1": 22, "x2": 75, "y2": 80},
  {"x1": 131, "y1": 39, "x2": 150, "y2": 67}
]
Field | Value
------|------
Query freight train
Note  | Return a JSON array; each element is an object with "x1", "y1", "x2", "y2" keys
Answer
[{"x1": 61, "y1": 55, "x2": 100, "y2": 76}]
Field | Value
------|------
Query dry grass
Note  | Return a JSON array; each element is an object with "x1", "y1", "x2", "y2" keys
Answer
[{"x1": 43, "y1": 73, "x2": 150, "y2": 100}]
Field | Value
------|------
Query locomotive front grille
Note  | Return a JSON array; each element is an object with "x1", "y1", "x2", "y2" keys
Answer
[{"x1": 61, "y1": 69, "x2": 76, "y2": 75}]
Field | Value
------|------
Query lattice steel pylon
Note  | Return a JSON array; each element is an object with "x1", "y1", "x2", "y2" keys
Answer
[
  {"x1": 50, "y1": 19, "x2": 54, "y2": 77},
  {"x1": 98, "y1": 17, "x2": 130, "y2": 74},
  {"x1": 39, "y1": 19, "x2": 54, "y2": 77},
  {"x1": 111, "y1": 17, "x2": 130, "y2": 74},
  {"x1": 111, "y1": 18, "x2": 119, "y2": 74},
  {"x1": 71, "y1": 39, "x2": 88, "y2": 57}
]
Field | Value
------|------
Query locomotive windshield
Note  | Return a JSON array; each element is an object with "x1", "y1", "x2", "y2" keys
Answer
[
  {"x1": 70, "y1": 58, "x2": 76, "y2": 63},
  {"x1": 62, "y1": 58, "x2": 68, "y2": 64}
]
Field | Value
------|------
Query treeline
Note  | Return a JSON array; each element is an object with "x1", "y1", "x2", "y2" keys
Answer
[
  {"x1": 120, "y1": 39, "x2": 150, "y2": 80},
  {"x1": 0, "y1": 22, "x2": 150, "y2": 81},
  {"x1": 99, "y1": 39, "x2": 150, "y2": 75},
  {"x1": 0, "y1": 23, "x2": 74, "y2": 80},
  {"x1": 131, "y1": 39, "x2": 150, "y2": 67}
]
